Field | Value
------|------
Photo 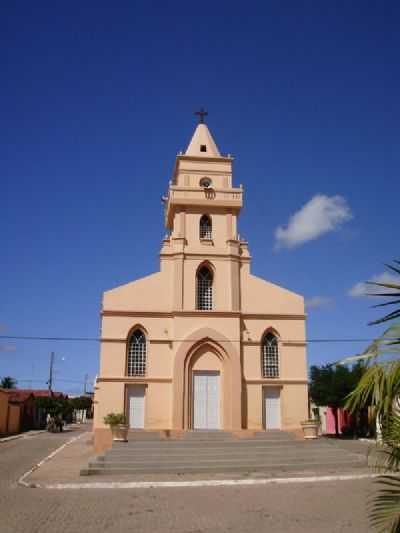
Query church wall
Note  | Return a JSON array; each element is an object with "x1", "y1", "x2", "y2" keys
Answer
[
  {"x1": 94, "y1": 381, "x2": 125, "y2": 429},
  {"x1": 241, "y1": 318, "x2": 307, "y2": 382},
  {"x1": 176, "y1": 158, "x2": 232, "y2": 188},
  {"x1": 245, "y1": 384, "x2": 263, "y2": 429},
  {"x1": 244, "y1": 383, "x2": 309, "y2": 431},
  {"x1": 241, "y1": 318, "x2": 305, "y2": 343},
  {"x1": 184, "y1": 209, "x2": 230, "y2": 247},
  {"x1": 102, "y1": 271, "x2": 171, "y2": 311},
  {"x1": 182, "y1": 257, "x2": 234, "y2": 311},
  {"x1": 280, "y1": 346, "x2": 307, "y2": 381},
  {"x1": 101, "y1": 315, "x2": 174, "y2": 340},
  {"x1": 240, "y1": 273, "x2": 305, "y2": 315},
  {"x1": 145, "y1": 382, "x2": 172, "y2": 429},
  {"x1": 244, "y1": 344, "x2": 303, "y2": 380},
  {"x1": 172, "y1": 316, "x2": 240, "y2": 346},
  {"x1": 280, "y1": 384, "x2": 309, "y2": 428},
  {"x1": 99, "y1": 341, "x2": 126, "y2": 376},
  {"x1": 192, "y1": 349, "x2": 222, "y2": 371}
]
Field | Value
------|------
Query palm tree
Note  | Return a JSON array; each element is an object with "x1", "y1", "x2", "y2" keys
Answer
[
  {"x1": 342, "y1": 260, "x2": 400, "y2": 532},
  {"x1": 0, "y1": 376, "x2": 17, "y2": 389}
]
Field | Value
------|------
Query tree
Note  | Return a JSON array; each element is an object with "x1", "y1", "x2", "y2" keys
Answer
[
  {"x1": 309, "y1": 363, "x2": 364, "y2": 435},
  {"x1": 342, "y1": 259, "x2": 400, "y2": 532},
  {"x1": 0, "y1": 376, "x2": 17, "y2": 389},
  {"x1": 69, "y1": 396, "x2": 92, "y2": 412}
]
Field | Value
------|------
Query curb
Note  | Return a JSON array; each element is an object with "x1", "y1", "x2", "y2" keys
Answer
[
  {"x1": 0, "y1": 430, "x2": 46, "y2": 443},
  {"x1": 31, "y1": 473, "x2": 378, "y2": 490},
  {"x1": 1, "y1": 423, "x2": 85, "y2": 444},
  {"x1": 18, "y1": 432, "x2": 89, "y2": 488}
]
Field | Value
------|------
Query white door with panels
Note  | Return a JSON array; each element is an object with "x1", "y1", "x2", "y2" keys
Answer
[
  {"x1": 193, "y1": 371, "x2": 220, "y2": 429},
  {"x1": 128, "y1": 385, "x2": 145, "y2": 429},
  {"x1": 264, "y1": 388, "x2": 281, "y2": 429}
]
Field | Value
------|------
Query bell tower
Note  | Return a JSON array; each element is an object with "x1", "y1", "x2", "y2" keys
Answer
[{"x1": 161, "y1": 111, "x2": 250, "y2": 312}]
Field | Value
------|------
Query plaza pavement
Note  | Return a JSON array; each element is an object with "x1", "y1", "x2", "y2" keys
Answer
[{"x1": 0, "y1": 424, "x2": 378, "y2": 532}]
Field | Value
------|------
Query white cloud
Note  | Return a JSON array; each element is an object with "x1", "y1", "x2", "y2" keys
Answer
[
  {"x1": 349, "y1": 272, "x2": 399, "y2": 298},
  {"x1": 274, "y1": 194, "x2": 353, "y2": 250},
  {"x1": 305, "y1": 296, "x2": 334, "y2": 310}
]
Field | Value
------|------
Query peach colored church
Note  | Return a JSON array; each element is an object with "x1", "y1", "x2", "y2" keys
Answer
[{"x1": 94, "y1": 115, "x2": 308, "y2": 450}]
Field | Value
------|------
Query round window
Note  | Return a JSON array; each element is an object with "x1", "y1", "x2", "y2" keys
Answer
[{"x1": 200, "y1": 177, "x2": 212, "y2": 188}]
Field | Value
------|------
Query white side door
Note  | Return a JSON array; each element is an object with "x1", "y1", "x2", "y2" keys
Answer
[
  {"x1": 128, "y1": 385, "x2": 145, "y2": 429},
  {"x1": 193, "y1": 371, "x2": 220, "y2": 429},
  {"x1": 264, "y1": 388, "x2": 281, "y2": 429},
  {"x1": 206, "y1": 372, "x2": 220, "y2": 430}
]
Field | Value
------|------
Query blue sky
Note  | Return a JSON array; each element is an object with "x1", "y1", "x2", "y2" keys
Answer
[{"x1": 1, "y1": 2, "x2": 399, "y2": 394}]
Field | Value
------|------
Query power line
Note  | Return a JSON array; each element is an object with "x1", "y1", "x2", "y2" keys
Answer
[
  {"x1": 16, "y1": 378, "x2": 87, "y2": 384},
  {"x1": 0, "y1": 334, "x2": 395, "y2": 344}
]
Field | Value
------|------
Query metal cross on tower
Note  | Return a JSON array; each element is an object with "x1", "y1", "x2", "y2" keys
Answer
[{"x1": 195, "y1": 108, "x2": 208, "y2": 124}]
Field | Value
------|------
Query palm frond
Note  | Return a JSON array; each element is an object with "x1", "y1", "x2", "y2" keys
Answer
[
  {"x1": 336, "y1": 323, "x2": 400, "y2": 367},
  {"x1": 371, "y1": 311, "x2": 400, "y2": 326},
  {"x1": 367, "y1": 282, "x2": 400, "y2": 291},
  {"x1": 345, "y1": 360, "x2": 400, "y2": 416},
  {"x1": 372, "y1": 299, "x2": 400, "y2": 307},
  {"x1": 384, "y1": 263, "x2": 400, "y2": 276},
  {"x1": 369, "y1": 475, "x2": 400, "y2": 533}
]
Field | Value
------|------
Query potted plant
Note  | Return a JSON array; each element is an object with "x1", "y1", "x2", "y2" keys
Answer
[
  {"x1": 301, "y1": 419, "x2": 320, "y2": 439},
  {"x1": 103, "y1": 412, "x2": 129, "y2": 442}
]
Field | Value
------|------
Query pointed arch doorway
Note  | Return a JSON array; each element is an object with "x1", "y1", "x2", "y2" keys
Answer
[
  {"x1": 191, "y1": 346, "x2": 222, "y2": 430},
  {"x1": 172, "y1": 328, "x2": 242, "y2": 431}
]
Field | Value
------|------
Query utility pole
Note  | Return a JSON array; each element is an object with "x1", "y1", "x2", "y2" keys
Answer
[
  {"x1": 47, "y1": 352, "x2": 55, "y2": 397},
  {"x1": 84, "y1": 373, "x2": 88, "y2": 395}
]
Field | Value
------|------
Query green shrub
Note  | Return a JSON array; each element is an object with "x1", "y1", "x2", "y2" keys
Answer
[{"x1": 103, "y1": 412, "x2": 127, "y2": 426}]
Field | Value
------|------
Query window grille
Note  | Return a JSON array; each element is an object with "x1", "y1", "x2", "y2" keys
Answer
[
  {"x1": 262, "y1": 333, "x2": 279, "y2": 378},
  {"x1": 200, "y1": 215, "x2": 212, "y2": 239},
  {"x1": 127, "y1": 329, "x2": 146, "y2": 376},
  {"x1": 197, "y1": 265, "x2": 213, "y2": 310}
]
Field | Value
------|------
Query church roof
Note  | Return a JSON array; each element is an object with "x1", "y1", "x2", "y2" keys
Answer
[{"x1": 185, "y1": 123, "x2": 221, "y2": 157}]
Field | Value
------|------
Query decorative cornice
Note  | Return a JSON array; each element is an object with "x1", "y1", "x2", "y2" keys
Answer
[
  {"x1": 244, "y1": 379, "x2": 308, "y2": 385},
  {"x1": 242, "y1": 340, "x2": 305, "y2": 346},
  {"x1": 102, "y1": 310, "x2": 173, "y2": 318},
  {"x1": 176, "y1": 155, "x2": 233, "y2": 164},
  {"x1": 282, "y1": 341, "x2": 307, "y2": 347},
  {"x1": 101, "y1": 310, "x2": 306, "y2": 320},
  {"x1": 242, "y1": 313, "x2": 307, "y2": 320},
  {"x1": 97, "y1": 377, "x2": 172, "y2": 384},
  {"x1": 159, "y1": 252, "x2": 242, "y2": 261},
  {"x1": 101, "y1": 338, "x2": 171, "y2": 344}
]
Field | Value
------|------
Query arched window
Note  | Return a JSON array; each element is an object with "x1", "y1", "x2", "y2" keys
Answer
[
  {"x1": 261, "y1": 332, "x2": 279, "y2": 378},
  {"x1": 197, "y1": 265, "x2": 213, "y2": 310},
  {"x1": 199, "y1": 215, "x2": 212, "y2": 239},
  {"x1": 127, "y1": 329, "x2": 146, "y2": 376}
]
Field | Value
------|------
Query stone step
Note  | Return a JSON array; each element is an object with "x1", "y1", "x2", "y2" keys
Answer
[
  {"x1": 98, "y1": 448, "x2": 363, "y2": 463},
  {"x1": 87, "y1": 458, "x2": 365, "y2": 476},
  {"x1": 181, "y1": 431, "x2": 294, "y2": 440},
  {"x1": 122, "y1": 431, "x2": 297, "y2": 442},
  {"x1": 112, "y1": 438, "x2": 304, "y2": 450},
  {"x1": 103, "y1": 450, "x2": 362, "y2": 462}
]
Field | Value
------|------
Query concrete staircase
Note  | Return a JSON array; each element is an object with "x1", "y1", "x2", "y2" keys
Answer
[{"x1": 84, "y1": 431, "x2": 367, "y2": 476}]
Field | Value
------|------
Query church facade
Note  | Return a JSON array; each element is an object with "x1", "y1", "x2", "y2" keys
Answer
[{"x1": 93, "y1": 118, "x2": 308, "y2": 450}]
